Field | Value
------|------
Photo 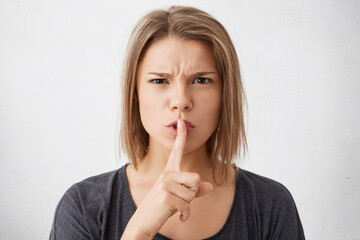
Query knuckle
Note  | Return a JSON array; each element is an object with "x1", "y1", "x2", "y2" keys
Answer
[
  {"x1": 159, "y1": 172, "x2": 168, "y2": 181},
  {"x1": 192, "y1": 173, "x2": 200, "y2": 184},
  {"x1": 178, "y1": 201, "x2": 189, "y2": 211},
  {"x1": 184, "y1": 191, "x2": 195, "y2": 202},
  {"x1": 184, "y1": 206, "x2": 191, "y2": 216},
  {"x1": 158, "y1": 182, "x2": 167, "y2": 191},
  {"x1": 159, "y1": 192, "x2": 171, "y2": 206},
  {"x1": 190, "y1": 190, "x2": 196, "y2": 199}
]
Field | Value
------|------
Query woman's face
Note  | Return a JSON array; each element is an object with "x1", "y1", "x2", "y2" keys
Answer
[{"x1": 136, "y1": 36, "x2": 222, "y2": 153}]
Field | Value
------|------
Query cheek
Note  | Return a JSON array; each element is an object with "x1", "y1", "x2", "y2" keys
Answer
[
  {"x1": 138, "y1": 90, "x2": 166, "y2": 129},
  {"x1": 139, "y1": 99, "x2": 156, "y2": 124},
  {"x1": 199, "y1": 92, "x2": 222, "y2": 120}
]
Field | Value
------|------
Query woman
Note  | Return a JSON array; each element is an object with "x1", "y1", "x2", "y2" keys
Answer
[{"x1": 50, "y1": 6, "x2": 305, "y2": 240}]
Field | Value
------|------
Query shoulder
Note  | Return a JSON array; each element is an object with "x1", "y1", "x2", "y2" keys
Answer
[
  {"x1": 67, "y1": 167, "x2": 123, "y2": 196},
  {"x1": 61, "y1": 166, "x2": 129, "y2": 210},
  {"x1": 57, "y1": 166, "x2": 126, "y2": 210},
  {"x1": 233, "y1": 168, "x2": 305, "y2": 239},
  {"x1": 236, "y1": 168, "x2": 295, "y2": 205},
  {"x1": 50, "y1": 165, "x2": 128, "y2": 239}
]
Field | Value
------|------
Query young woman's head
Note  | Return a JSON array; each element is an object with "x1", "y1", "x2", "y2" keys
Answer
[{"x1": 119, "y1": 6, "x2": 247, "y2": 182}]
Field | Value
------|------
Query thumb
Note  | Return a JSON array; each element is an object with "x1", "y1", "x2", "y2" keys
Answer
[{"x1": 195, "y1": 182, "x2": 213, "y2": 198}]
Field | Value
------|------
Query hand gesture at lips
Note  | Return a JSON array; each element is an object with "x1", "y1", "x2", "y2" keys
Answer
[{"x1": 121, "y1": 119, "x2": 214, "y2": 239}]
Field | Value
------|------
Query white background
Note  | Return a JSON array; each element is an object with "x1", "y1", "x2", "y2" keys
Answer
[{"x1": 1, "y1": 0, "x2": 359, "y2": 239}]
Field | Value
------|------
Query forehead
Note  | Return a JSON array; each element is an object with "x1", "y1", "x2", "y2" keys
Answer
[{"x1": 138, "y1": 36, "x2": 218, "y2": 74}]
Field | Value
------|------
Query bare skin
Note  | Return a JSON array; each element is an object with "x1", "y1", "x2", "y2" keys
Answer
[
  {"x1": 122, "y1": 120, "x2": 236, "y2": 239},
  {"x1": 121, "y1": 37, "x2": 236, "y2": 239}
]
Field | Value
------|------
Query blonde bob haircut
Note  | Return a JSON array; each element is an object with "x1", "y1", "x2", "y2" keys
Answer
[{"x1": 119, "y1": 5, "x2": 247, "y2": 183}]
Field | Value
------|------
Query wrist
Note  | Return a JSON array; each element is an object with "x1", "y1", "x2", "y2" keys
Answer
[{"x1": 121, "y1": 216, "x2": 155, "y2": 240}]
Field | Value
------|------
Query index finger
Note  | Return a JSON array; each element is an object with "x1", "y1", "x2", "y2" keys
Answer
[{"x1": 164, "y1": 119, "x2": 187, "y2": 172}]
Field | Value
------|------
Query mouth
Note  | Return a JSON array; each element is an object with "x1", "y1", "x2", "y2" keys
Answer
[{"x1": 166, "y1": 120, "x2": 195, "y2": 136}]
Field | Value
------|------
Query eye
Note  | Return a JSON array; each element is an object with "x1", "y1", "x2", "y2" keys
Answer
[
  {"x1": 193, "y1": 77, "x2": 213, "y2": 84},
  {"x1": 149, "y1": 79, "x2": 168, "y2": 84}
]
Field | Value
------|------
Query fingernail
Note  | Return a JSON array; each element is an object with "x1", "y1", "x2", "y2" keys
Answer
[{"x1": 177, "y1": 119, "x2": 180, "y2": 130}]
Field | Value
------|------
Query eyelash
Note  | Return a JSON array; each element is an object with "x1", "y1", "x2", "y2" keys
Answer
[
  {"x1": 193, "y1": 77, "x2": 213, "y2": 84},
  {"x1": 149, "y1": 77, "x2": 213, "y2": 84},
  {"x1": 149, "y1": 79, "x2": 168, "y2": 84}
]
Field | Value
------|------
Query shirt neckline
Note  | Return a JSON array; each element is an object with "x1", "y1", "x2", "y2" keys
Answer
[{"x1": 120, "y1": 163, "x2": 240, "y2": 239}]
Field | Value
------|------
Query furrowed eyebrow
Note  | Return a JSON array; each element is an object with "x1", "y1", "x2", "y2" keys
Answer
[
  {"x1": 191, "y1": 72, "x2": 216, "y2": 78},
  {"x1": 147, "y1": 72, "x2": 172, "y2": 78},
  {"x1": 147, "y1": 71, "x2": 216, "y2": 79}
]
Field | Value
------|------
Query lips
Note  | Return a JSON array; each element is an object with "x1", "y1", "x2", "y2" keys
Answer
[{"x1": 166, "y1": 120, "x2": 195, "y2": 136}]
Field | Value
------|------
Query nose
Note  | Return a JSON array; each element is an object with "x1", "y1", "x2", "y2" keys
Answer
[{"x1": 169, "y1": 83, "x2": 193, "y2": 112}]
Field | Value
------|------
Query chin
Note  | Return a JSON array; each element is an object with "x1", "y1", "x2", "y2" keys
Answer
[
  {"x1": 161, "y1": 140, "x2": 197, "y2": 154},
  {"x1": 181, "y1": 141, "x2": 205, "y2": 154}
]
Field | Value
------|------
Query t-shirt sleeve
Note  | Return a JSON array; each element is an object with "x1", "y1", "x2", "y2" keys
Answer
[
  {"x1": 268, "y1": 187, "x2": 305, "y2": 240},
  {"x1": 49, "y1": 187, "x2": 91, "y2": 240}
]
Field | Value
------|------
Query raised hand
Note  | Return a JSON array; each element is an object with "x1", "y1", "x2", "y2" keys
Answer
[{"x1": 121, "y1": 119, "x2": 213, "y2": 239}]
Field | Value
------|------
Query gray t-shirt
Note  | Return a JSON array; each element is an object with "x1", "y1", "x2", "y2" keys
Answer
[{"x1": 50, "y1": 165, "x2": 305, "y2": 239}]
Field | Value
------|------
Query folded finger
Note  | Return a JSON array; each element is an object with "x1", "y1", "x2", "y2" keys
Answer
[
  {"x1": 160, "y1": 181, "x2": 197, "y2": 203},
  {"x1": 159, "y1": 171, "x2": 200, "y2": 194}
]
